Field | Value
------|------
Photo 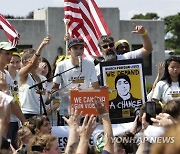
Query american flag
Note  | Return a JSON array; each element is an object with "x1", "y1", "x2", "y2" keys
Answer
[
  {"x1": 0, "y1": 14, "x2": 20, "y2": 47},
  {"x1": 64, "y1": 0, "x2": 111, "y2": 60}
]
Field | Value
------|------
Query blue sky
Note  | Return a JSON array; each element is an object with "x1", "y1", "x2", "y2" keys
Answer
[{"x1": 1, "y1": 0, "x2": 180, "y2": 19}]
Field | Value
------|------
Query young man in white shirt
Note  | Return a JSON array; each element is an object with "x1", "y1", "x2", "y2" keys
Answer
[{"x1": 52, "y1": 38, "x2": 99, "y2": 125}]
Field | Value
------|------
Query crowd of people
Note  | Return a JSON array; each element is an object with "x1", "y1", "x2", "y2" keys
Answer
[{"x1": 0, "y1": 24, "x2": 180, "y2": 154}]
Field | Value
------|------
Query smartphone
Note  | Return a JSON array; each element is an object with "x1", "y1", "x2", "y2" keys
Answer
[
  {"x1": 145, "y1": 101, "x2": 156, "y2": 124},
  {"x1": 137, "y1": 116, "x2": 142, "y2": 127}
]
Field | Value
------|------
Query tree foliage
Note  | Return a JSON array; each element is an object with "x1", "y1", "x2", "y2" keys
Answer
[
  {"x1": 3, "y1": 11, "x2": 33, "y2": 19},
  {"x1": 131, "y1": 13, "x2": 160, "y2": 20},
  {"x1": 164, "y1": 13, "x2": 180, "y2": 50},
  {"x1": 132, "y1": 12, "x2": 180, "y2": 52}
]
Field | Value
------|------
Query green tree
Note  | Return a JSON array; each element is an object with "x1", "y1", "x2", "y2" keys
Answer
[
  {"x1": 164, "y1": 13, "x2": 180, "y2": 50},
  {"x1": 131, "y1": 13, "x2": 160, "y2": 20},
  {"x1": 26, "y1": 11, "x2": 33, "y2": 19}
]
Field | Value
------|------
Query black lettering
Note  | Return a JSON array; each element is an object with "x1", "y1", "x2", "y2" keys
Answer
[{"x1": 106, "y1": 71, "x2": 115, "y2": 77}]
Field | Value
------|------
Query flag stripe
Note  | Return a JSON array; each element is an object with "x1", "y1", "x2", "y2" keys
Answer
[
  {"x1": 64, "y1": 0, "x2": 111, "y2": 59},
  {"x1": 0, "y1": 14, "x2": 20, "y2": 47},
  {"x1": 90, "y1": 0, "x2": 111, "y2": 35},
  {"x1": 80, "y1": 0, "x2": 101, "y2": 37}
]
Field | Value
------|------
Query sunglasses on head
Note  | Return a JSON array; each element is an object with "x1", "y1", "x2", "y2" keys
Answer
[{"x1": 101, "y1": 43, "x2": 114, "y2": 49}]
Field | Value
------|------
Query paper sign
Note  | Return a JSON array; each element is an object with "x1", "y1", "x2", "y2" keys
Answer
[{"x1": 70, "y1": 89, "x2": 109, "y2": 115}]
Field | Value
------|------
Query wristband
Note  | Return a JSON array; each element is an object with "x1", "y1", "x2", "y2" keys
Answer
[
  {"x1": 35, "y1": 53, "x2": 40, "y2": 57},
  {"x1": 141, "y1": 29, "x2": 147, "y2": 36},
  {"x1": 99, "y1": 113, "x2": 109, "y2": 119}
]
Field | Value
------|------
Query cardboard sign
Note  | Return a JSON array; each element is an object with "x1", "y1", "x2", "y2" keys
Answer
[
  {"x1": 70, "y1": 89, "x2": 109, "y2": 115},
  {"x1": 100, "y1": 59, "x2": 146, "y2": 123}
]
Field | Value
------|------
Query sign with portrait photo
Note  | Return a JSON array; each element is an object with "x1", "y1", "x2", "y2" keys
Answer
[{"x1": 100, "y1": 59, "x2": 147, "y2": 123}]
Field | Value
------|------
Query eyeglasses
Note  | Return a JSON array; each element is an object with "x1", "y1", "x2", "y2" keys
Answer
[{"x1": 101, "y1": 43, "x2": 114, "y2": 49}]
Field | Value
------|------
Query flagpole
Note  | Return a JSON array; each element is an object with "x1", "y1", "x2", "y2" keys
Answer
[{"x1": 64, "y1": 19, "x2": 69, "y2": 57}]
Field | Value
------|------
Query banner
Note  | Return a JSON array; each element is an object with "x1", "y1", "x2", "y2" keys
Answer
[
  {"x1": 70, "y1": 89, "x2": 109, "y2": 115},
  {"x1": 100, "y1": 59, "x2": 146, "y2": 123},
  {"x1": 52, "y1": 122, "x2": 133, "y2": 151}
]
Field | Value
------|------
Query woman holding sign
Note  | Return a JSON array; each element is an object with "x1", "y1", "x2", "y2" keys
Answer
[{"x1": 109, "y1": 73, "x2": 143, "y2": 120}]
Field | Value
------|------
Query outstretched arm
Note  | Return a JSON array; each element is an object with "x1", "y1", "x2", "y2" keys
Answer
[
  {"x1": 19, "y1": 36, "x2": 51, "y2": 85},
  {"x1": 95, "y1": 98, "x2": 114, "y2": 153},
  {"x1": 151, "y1": 62, "x2": 164, "y2": 90},
  {"x1": 132, "y1": 25, "x2": 153, "y2": 58},
  {"x1": 148, "y1": 62, "x2": 164, "y2": 101},
  {"x1": 63, "y1": 107, "x2": 81, "y2": 154},
  {"x1": 76, "y1": 114, "x2": 97, "y2": 153}
]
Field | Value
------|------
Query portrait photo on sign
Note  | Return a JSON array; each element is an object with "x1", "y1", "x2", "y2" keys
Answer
[{"x1": 100, "y1": 59, "x2": 147, "y2": 123}]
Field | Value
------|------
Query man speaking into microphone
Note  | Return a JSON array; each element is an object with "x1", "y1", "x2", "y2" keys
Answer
[{"x1": 51, "y1": 38, "x2": 99, "y2": 125}]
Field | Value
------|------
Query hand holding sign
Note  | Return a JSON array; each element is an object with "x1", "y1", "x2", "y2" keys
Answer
[{"x1": 94, "y1": 98, "x2": 107, "y2": 115}]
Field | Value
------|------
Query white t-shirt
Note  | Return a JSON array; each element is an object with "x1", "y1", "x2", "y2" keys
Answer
[
  {"x1": 0, "y1": 91, "x2": 13, "y2": 106},
  {"x1": 95, "y1": 49, "x2": 142, "y2": 76},
  {"x1": 152, "y1": 80, "x2": 180, "y2": 103},
  {"x1": 53, "y1": 58, "x2": 98, "y2": 115},
  {"x1": 4, "y1": 70, "x2": 20, "y2": 122},
  {"x1": 19, "y1": 74, "x2": 48, "y2": 114},
  {"x1": 144, "y1": 125, "x2": 166, "y2": 143}
]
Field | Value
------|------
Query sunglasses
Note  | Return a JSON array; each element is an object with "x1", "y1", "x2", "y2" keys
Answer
[{"x1": 101, "y1": 43, "x2": 114, "y2": 49}]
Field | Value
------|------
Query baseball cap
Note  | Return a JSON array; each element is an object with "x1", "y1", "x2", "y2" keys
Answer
[
  {"x1": 0, "y1": 42, "x2": 17, "y2": 51},
  {"x1": 68, "y1": 38, "x2": 85, "y2": 48}
]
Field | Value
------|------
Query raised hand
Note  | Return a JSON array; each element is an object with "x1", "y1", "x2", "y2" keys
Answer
[
  {"x1": 132, "y1": 24, "x2": 146, "y2": 35},
  {"x1": 94, "y1": 97, "x2": 107, "y2": 115},
  {"x1": 41, "y1": 35, "x2": 51, "y2": 46},
  {"x1": 63, "y1": 106, "x2": 82, "y2": 129},
  {"x1": 79, "y1": 114, "x2": 97, "y2": 139},
  {"x1": 63, "y1": 106, "x2": 82, "y2": 153},
  {"x1": 151, "y1": 113, "x2": 176, "y2": 127},
  {"x1": 157, "y1": 61, "x2": 164, "y2": 79}
]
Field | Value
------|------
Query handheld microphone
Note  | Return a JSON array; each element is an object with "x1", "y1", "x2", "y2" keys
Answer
[{"x1": 78, "y1": 56, "x2": 82, "y2": 72}]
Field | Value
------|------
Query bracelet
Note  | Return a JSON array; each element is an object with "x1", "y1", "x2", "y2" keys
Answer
[
  {"x1": 141, "y1": 29, "x2": 147, "y2": 36},
  {"x1": 100, "y1": 113, "x2": 109, "y2": 118},
  {"x1": 35, "y1": 53, "x2": 40, "y2": 57}
]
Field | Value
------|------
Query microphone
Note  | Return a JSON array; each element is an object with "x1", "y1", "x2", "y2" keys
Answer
[{"x1": 78, "y1": 56, "x2": 82, "y2": 72}]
